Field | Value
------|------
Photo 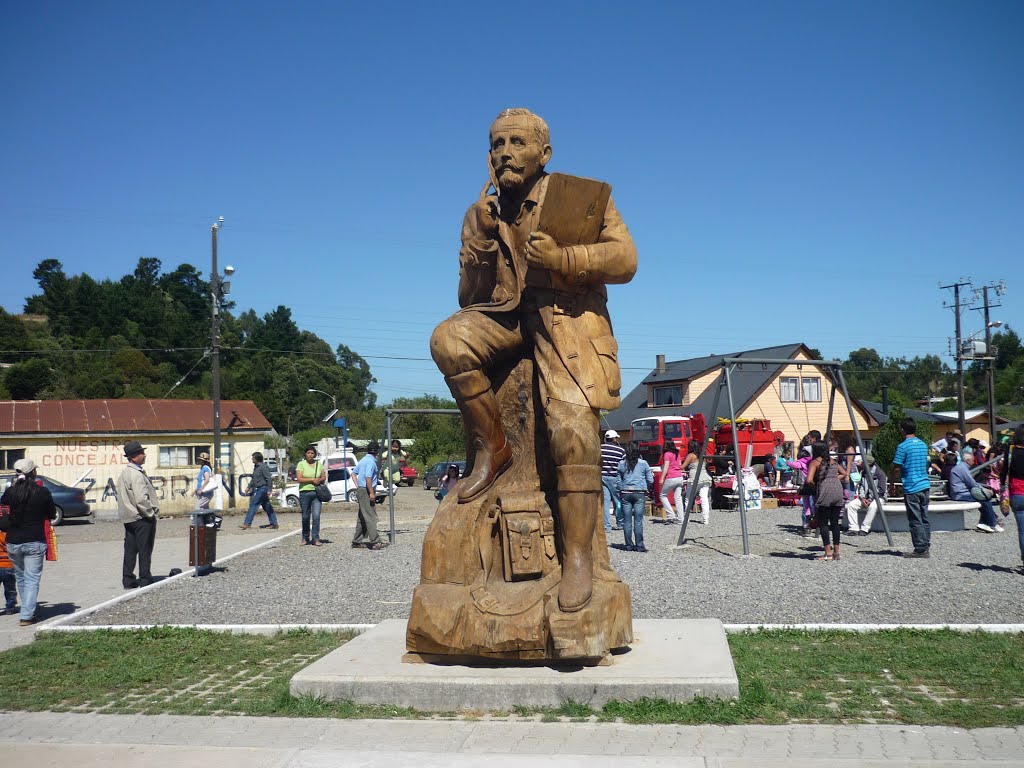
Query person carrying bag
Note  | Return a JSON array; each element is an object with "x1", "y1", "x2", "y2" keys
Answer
[
  {"x1": 295, "y1": 448, "x2": 327, "y2": 546},
  {"x1": 315, "y1": 463, "x2": 333, "y2": 502}
]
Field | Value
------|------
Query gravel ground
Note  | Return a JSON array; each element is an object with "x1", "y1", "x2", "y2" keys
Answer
[{"x1": 74, "y1": 494, "x2": 1024, "y2": 627}]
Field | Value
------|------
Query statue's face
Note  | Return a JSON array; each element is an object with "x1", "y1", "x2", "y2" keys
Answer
[{"x1": 489, "y1": 116, "x2": 551, "y2": 193}]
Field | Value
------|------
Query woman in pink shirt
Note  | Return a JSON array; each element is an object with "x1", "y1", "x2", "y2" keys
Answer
[
  {"x1": 1000, "y1": 426, "x2": 1024, "y2": 572},
  {"x1": 659, "y1": 440, "x2": 684, "y2": 524}
]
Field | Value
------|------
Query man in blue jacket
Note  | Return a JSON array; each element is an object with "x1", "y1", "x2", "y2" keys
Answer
[
  {"x1": 949, "y1": 451, "x2": 1002, "y2": 533},
  {"x1": 352, "y1": 441, "x2": 389, "y2": 551}
]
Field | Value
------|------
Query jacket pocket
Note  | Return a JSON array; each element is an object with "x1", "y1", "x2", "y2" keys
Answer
[{"x1": 590, "y1": 335, "x2": 621, "y2": 395}]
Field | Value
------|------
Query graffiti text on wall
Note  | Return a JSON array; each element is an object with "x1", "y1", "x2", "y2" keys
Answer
[
  {"x1": 82, "y1": 473, "x2": 254, "y2": 506},
  {"x1": 40, "y1": 439, "x2": 130, "y2": 468}
]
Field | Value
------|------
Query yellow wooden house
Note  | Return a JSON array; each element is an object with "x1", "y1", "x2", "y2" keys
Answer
[{"x1": 604, "y1": 343, "x2": 876, "y2": 447}]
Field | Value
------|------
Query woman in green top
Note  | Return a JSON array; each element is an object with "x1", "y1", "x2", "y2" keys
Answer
[{"x1": 295, "y1": 447, "x2": 327, "y2": 545}]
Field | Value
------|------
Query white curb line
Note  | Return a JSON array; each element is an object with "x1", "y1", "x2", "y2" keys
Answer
[
  {"x1": 723, "y1": 623, "x2": 1024, "y2": 633},
  {"x1": 45, "y1": 623, "x2": 374, "y2": 635}
]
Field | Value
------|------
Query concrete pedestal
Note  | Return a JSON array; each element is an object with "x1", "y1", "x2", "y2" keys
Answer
[{"x1": 290, "y1": 618, "x2": 738, "y2": 711}]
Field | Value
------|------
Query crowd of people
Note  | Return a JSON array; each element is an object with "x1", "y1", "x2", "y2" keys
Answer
[
  {"x1": 779, "y1": 419, "x2": 1022, "y2": 564},
  {"x1": 0, "y1": 436, "x2": 406, "y2": 628},
  {"x1": 597, "y1": 420, "x2": 1024, "y2": 571},
  {"x1": 3, "y1": 421, "x2": 1021, "y2": 627}
]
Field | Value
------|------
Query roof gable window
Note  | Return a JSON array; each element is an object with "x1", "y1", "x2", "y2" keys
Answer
[{"x1": 653, "y1": 384, "x2": 685, "y2": 407}]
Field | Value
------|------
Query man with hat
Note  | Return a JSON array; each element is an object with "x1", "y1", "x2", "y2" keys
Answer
[
  {"x1": 116, "y1": 440, "x2": 159, "y2": 588},
  {"x1": 600, "y1": 430, "x2": 625, "y2": 532},
  {"x1": 351, "y1": 441, "x2": 389, "y2": 550}
]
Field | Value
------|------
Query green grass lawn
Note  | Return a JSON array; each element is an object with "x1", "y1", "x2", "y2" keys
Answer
[{"x1": 2, "y1": 627, "x2": 1022, "y2": 726}]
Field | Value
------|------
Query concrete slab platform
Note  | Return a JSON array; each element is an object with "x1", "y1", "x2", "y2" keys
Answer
[
  {"x1": 290, "y1": 618, "x2": 738, "y2": 711},
  {"x1": 876, "y1": 501, "x2": 978, "y2": 533}
]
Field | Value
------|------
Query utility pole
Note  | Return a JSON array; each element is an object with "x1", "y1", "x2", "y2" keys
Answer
[
  {"x1": 211, "y1": 219, "x2": 221, "y2": 476},
  {"x1": 210, "y1": 217, "x2": 233, "y2": 494},
  {"x1": 941, "y1": 279, "x2": 972, "y2": 437},
  {"x1": 973, "y1": 281, "x2": 1005, "y2": 443}
]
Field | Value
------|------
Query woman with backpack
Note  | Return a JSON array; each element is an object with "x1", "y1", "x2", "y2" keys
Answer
[
  {"x1": 806, "y1": 441, "x2": 848, "y2": 561},
  {"x1": 0, "y1": 458, "x2": 56, "y2": 626}
]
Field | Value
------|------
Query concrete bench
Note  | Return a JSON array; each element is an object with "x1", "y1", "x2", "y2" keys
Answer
[{"x1": 873, "y1": 499, "x2": 980, "y2": 533}]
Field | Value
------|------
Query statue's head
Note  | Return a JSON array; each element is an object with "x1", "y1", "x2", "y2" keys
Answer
[{"x1": 489, "y1": 108, "x2": 552, "y2": 194}]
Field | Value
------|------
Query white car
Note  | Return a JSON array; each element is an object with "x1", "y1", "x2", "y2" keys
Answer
[{"x1": 278, "y1": 465, "x2": 395, "y2": 508}]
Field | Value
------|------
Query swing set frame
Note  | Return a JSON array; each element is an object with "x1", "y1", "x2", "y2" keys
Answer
[{"x1": 674, "y1": 357, "x2": 894, "y2": 552}]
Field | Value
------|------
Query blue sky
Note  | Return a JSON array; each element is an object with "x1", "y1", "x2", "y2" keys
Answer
[{"x1": 2, "y1": 1, "x2": 1021, "y2": 404}]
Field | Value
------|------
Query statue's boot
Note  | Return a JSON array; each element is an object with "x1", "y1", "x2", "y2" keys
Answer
[
  {"x1": 556, "y1": 465, "x2": 600, "y2": 613},
  {"x1": 447, "y1": 370, "x2": 513, "y2": 503}
]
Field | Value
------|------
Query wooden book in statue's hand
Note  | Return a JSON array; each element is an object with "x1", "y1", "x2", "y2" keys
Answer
[{"x1": 538, "y1": 173, "x2": 611, "y2": 246}]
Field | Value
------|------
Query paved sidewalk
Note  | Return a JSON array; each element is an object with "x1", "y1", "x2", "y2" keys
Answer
[
  {"x1": 0, "y1": 521, "x2": 292, "y2": 653},
  {"x1": 1, "y1": 712, "x2": 1023, "y2": 766}
]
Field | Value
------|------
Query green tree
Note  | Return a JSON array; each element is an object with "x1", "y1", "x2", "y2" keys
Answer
[
  {"x1": 13, "y1": 259, "x2": 378, "y2": 431},
  {"x1": 872, "y1": 406, "x2": 905, "y2": 475},
  {"x1": 4, "y1": 358, "x2": 52, "y2": 399},
  {"x1": 24, "y1": 259, "x2": 70, "y2": 333},
  {"x1": 0, "y1": 308, "x2": 32, "y2": 361}
]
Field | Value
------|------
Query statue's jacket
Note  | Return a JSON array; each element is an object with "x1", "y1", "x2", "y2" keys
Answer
[{"x1": 456, "y1": 173, "x2": 637, "y2": 412}]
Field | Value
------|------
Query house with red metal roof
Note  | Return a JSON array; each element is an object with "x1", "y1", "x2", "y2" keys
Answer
[{"x1": 0, "y1": 399, "x2": 272, "y2": 514}]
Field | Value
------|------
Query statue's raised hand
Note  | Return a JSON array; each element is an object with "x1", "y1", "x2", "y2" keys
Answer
[{"x1": 474, "y1": 194, "x2": 499, "y2": 238}]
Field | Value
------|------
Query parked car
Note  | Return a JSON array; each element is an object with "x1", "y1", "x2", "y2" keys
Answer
[
  {"x1": 278, "y1": 466, "x2": 395, "y2": 508},
  {"x1": 0, "y1": 473, "x2": 91, "y2": 525},
  {"x1": 422, "y1": 461, "x2": 466, "y2": 490}
]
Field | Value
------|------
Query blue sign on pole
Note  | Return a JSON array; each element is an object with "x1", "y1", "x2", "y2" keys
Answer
[{"x1": 333, "y1": 417, "x2": 349, "y2": 468}]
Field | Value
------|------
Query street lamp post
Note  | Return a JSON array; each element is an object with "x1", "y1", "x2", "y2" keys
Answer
[
  {"x1": 210, "y1": 217, "x2": 234, "y2": 491},
  {"x1": 308, "y1": 388, "x2": 344, "y2": 467},
  {"x1": 308, "y1": 388, "x2": 337, "y2": 412},
  {"x1": 308, "y1": 387, "x2": 338, "y2": 447}
]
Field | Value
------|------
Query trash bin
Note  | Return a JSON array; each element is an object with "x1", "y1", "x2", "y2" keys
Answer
[{"x1": 189, "y1": 511, "x2": 221, "y2": 569}]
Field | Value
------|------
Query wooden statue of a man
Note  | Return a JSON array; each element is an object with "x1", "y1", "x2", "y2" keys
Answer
[{"x1": 429, "y1": 108, "x2": 637, "y2": 614}]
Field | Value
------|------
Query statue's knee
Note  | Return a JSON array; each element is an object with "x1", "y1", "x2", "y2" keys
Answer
[
  {"x1": 430, "y1": 322, "x2": 459, "y2": 372},
  {"x1": 431, "y1": 319, "x2": 484, "y2": 374}
]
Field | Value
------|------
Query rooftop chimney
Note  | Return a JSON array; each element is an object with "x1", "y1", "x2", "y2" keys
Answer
[
  {"x1": 881, "y1": 385, "x2": 889, "y2": 416},
  {"x1": 656, "y1": 354, "x2": 666, "y2": 375}
]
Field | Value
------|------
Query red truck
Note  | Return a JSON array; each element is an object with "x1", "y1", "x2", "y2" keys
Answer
[
  {"x1": 709, "y1": 418, "x2": 784, "y2": 469},
  {"x1": 630, "y1": 415, "x2": 784, "y2": 497}
]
